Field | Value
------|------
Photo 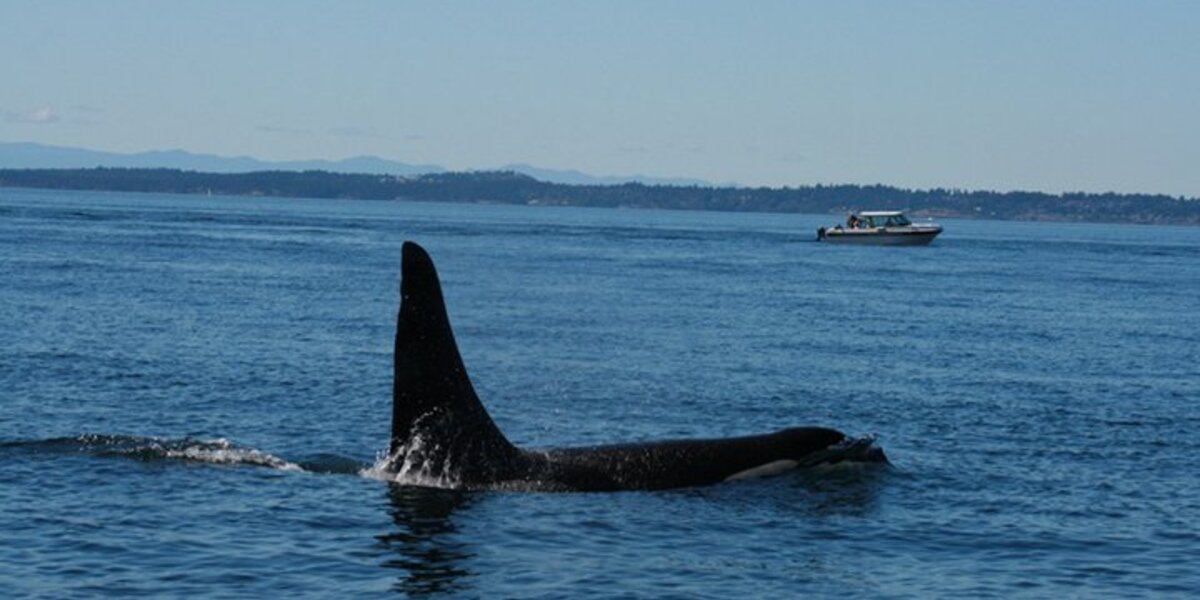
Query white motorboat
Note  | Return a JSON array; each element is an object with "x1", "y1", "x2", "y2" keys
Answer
[{"x1": 817, "y1": 211, "x2": 942, "y2": 245}]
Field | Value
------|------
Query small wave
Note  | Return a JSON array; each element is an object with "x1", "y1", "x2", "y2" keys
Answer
[{"x1": 157, "y1": 438, "x2": 304, "y2": 471}]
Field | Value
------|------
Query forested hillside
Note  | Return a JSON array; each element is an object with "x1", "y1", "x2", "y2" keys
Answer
[{"x1": 2, "y1": 167, "x2": 1196, "y2": 225}]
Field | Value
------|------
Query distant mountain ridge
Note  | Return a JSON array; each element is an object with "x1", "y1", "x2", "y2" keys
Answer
[
  {"x1": 0, "y1": 142, "x2": 717, "y2": 187},
  {"x1": 0, "y1": 142, "x2": 444, "y2": 176},
  {"x1": 496, "y1": 162, "x2": 720, "y2": 187}
]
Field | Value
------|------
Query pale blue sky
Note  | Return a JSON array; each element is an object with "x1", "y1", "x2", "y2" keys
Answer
[{"x1": 2, "y1": 1, "x2": 1197, "y2": 195}]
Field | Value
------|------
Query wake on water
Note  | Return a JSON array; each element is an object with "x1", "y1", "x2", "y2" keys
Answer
[
  {"x1": 0, "y1": 434, "x2": 344, "y2": 475},
  {"x1": 0, "y1": 433, "x2": 485, "y2": 488}
]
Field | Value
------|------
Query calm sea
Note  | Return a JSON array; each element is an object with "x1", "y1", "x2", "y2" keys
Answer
[{"x1": 2, "y1": 188, "x2": 1198, "y2": 598}]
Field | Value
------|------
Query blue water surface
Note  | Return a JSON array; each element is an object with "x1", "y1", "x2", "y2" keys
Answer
[{"x1": 1, "y1": 188, "x2": 1198, "y2": 598}]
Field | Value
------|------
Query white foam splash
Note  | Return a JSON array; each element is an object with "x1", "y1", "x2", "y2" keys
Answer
[
  {"x1": 359, "y1": 432, "x2": 462, "y2": 489},
  {"x1": 796, "y1": 435, "x2": 886, "y2": 469}
]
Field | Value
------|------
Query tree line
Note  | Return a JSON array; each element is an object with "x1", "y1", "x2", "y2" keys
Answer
[{"x1": 1, "y1": 167, "x2": 1196, "y2": 225}]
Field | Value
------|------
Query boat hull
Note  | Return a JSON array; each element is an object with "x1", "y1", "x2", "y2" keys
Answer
[{"x1": 817, "y1": 227, "x2": 941, "y2": 246}]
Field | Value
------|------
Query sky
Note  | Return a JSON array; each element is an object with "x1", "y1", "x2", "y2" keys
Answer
[{"x1": 2, "y1": 1, "x2": 1197, "y2": 196}]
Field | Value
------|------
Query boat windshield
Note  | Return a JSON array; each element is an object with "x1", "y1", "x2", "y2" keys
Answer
[{"x1": 863, "y1": 214, "x2": 912, "y2": 228}]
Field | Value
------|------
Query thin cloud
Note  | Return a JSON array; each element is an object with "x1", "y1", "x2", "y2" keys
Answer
[
  {"x1": 26, "y1": 107, "x2": 58, "y2": 123},
  {"x1": 257, "y1": 124, "x2": 314, "y2": 136},
  {"x1": 2, "y1": 106, "x2": 60, "y2": 124}
]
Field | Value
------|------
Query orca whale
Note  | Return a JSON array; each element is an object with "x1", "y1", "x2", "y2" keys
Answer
[{"x1": 386, "y1": 242, "x2": 886, "y2": 491}]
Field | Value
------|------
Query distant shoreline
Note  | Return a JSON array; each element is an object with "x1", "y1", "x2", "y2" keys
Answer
[{"x1": 2, "y1": 167, "x2": 1197, "y2": 226}]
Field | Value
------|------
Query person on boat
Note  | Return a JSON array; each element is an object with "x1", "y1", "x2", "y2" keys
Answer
[{"x1": 847, "y1": 214, "x2": 860, "y2": 229}]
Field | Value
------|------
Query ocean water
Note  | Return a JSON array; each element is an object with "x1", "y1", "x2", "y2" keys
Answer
[{"x1": 1, "y1": 188, "x2": 1198, "y2": 598}]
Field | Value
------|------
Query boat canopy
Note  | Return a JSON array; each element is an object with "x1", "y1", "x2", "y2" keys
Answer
[{"x1": 852, "y1": 211, "x2": 912, "y2": 228}]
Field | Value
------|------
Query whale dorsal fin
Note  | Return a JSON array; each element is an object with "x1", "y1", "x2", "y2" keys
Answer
[{"x1": 390, "y1": 242, "x2": 519, "y2": 480}]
